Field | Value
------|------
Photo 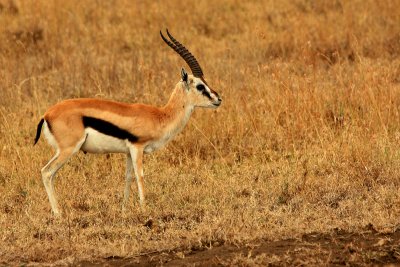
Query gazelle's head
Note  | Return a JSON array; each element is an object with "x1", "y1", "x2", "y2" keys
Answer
[{"x1": 161, "y1": 29, "x2": 222, "y2": 109}]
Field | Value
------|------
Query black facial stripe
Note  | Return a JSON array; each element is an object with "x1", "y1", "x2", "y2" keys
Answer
[
  {"x1": 202, "y1": 90, "x2": 213, "y2": 100},
  {"x1": 199, "y1": 78, "x2": 219, "y2": 98},
  {"x1": 82, "y1": 116, "x2": 138, "y2": 143}
]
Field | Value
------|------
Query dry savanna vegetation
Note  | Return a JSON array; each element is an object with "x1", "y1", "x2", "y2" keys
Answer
[{"x1": 1, "y1": 0, "x2": 400, "y2": 265}]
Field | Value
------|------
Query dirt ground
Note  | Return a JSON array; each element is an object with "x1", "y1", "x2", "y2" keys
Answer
[{"x1": 78, "y1": 226, "x2": 400, "y2": 266}]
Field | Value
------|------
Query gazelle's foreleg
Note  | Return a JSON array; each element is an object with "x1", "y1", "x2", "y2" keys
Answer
[
  {"x1": 128, "y1": 144, "x2": 145, "y2": 205},
  {"x1": 122, "y1": 153, "x2": 133, "y2": 212}
]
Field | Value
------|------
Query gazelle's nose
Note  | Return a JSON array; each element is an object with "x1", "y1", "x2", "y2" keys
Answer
[{"x1": 213, "y1": 97, "x2": 222, "y2": 107}]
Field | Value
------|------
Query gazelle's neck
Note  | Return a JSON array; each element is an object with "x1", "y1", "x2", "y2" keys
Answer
[
  {"x1": 161, "y1": 82, "x2": 194, "y2": 136},
  {"x1": 143, "y1": 83, "x2": 193, "y2": 154}
]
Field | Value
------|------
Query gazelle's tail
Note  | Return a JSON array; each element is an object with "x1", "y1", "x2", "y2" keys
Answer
[{"x1": 34, "y1": 118, "x2": 44, "y2": 145}]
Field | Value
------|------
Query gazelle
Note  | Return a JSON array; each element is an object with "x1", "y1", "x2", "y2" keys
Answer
[{"x1": 34, "y1": 29, "x2": 221, "y2": 216}]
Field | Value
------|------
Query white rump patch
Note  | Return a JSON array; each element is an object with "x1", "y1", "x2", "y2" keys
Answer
[{"x1": 43, "y1": 121, "x2": 58, "y2": 150}]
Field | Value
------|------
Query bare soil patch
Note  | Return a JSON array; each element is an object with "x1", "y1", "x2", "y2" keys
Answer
[{"x1": 79, "y1": 226, "x2": 400, "y2": 266}]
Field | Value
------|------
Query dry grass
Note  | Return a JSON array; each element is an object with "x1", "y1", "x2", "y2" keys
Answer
[{"x1": 0, "y1": 0, "x2": 400, "y2": 264}]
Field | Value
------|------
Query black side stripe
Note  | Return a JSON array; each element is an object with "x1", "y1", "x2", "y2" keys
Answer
[{"x1": 82, "y1": 116, "x2": 138, "y2": 143}]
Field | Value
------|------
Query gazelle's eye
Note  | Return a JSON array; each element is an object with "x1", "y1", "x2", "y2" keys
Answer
[{"x1": 196, "y1": 84, "x2": 205, "y2": 91}]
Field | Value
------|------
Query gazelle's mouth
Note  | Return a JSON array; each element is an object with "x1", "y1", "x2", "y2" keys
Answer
[{"x1": 213, "y1": 101, "x2": 221, "y2": 107}]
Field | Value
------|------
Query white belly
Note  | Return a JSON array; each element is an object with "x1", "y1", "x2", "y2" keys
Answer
[{"x1": 81, "y1": 128, "x2": 129, "y2": 154}]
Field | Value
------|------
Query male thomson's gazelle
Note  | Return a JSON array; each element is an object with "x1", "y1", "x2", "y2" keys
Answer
[{"x1": 34, "y1": 30, "x2": 222, "y2": 216}]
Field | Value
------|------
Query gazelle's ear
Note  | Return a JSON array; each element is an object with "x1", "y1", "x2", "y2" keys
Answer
[{"x1": 181, "y1": 67, "x2": 188, "y2": 83}]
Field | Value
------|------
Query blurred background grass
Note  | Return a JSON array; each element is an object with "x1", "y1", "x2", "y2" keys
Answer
[{"x1": 0, "y1": 0, "x2": 399, "y2": 263}]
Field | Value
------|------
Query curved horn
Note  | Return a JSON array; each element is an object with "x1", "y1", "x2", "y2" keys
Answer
[{"x1": 160, "y1": 29, "x2": 204, "y2": 78}]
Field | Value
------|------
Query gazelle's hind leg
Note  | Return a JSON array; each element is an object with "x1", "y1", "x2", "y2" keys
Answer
[
  {"x1": 41, "y1": 135, "x2": 87, "y2": 216},
  {"x1": 41, "y1": 150, "x2": 73, "y2": 216}
]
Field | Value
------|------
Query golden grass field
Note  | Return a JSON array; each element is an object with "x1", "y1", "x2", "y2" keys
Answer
[{"x1": 0, "y1": 0, "x2": 400, "y2": 265}]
